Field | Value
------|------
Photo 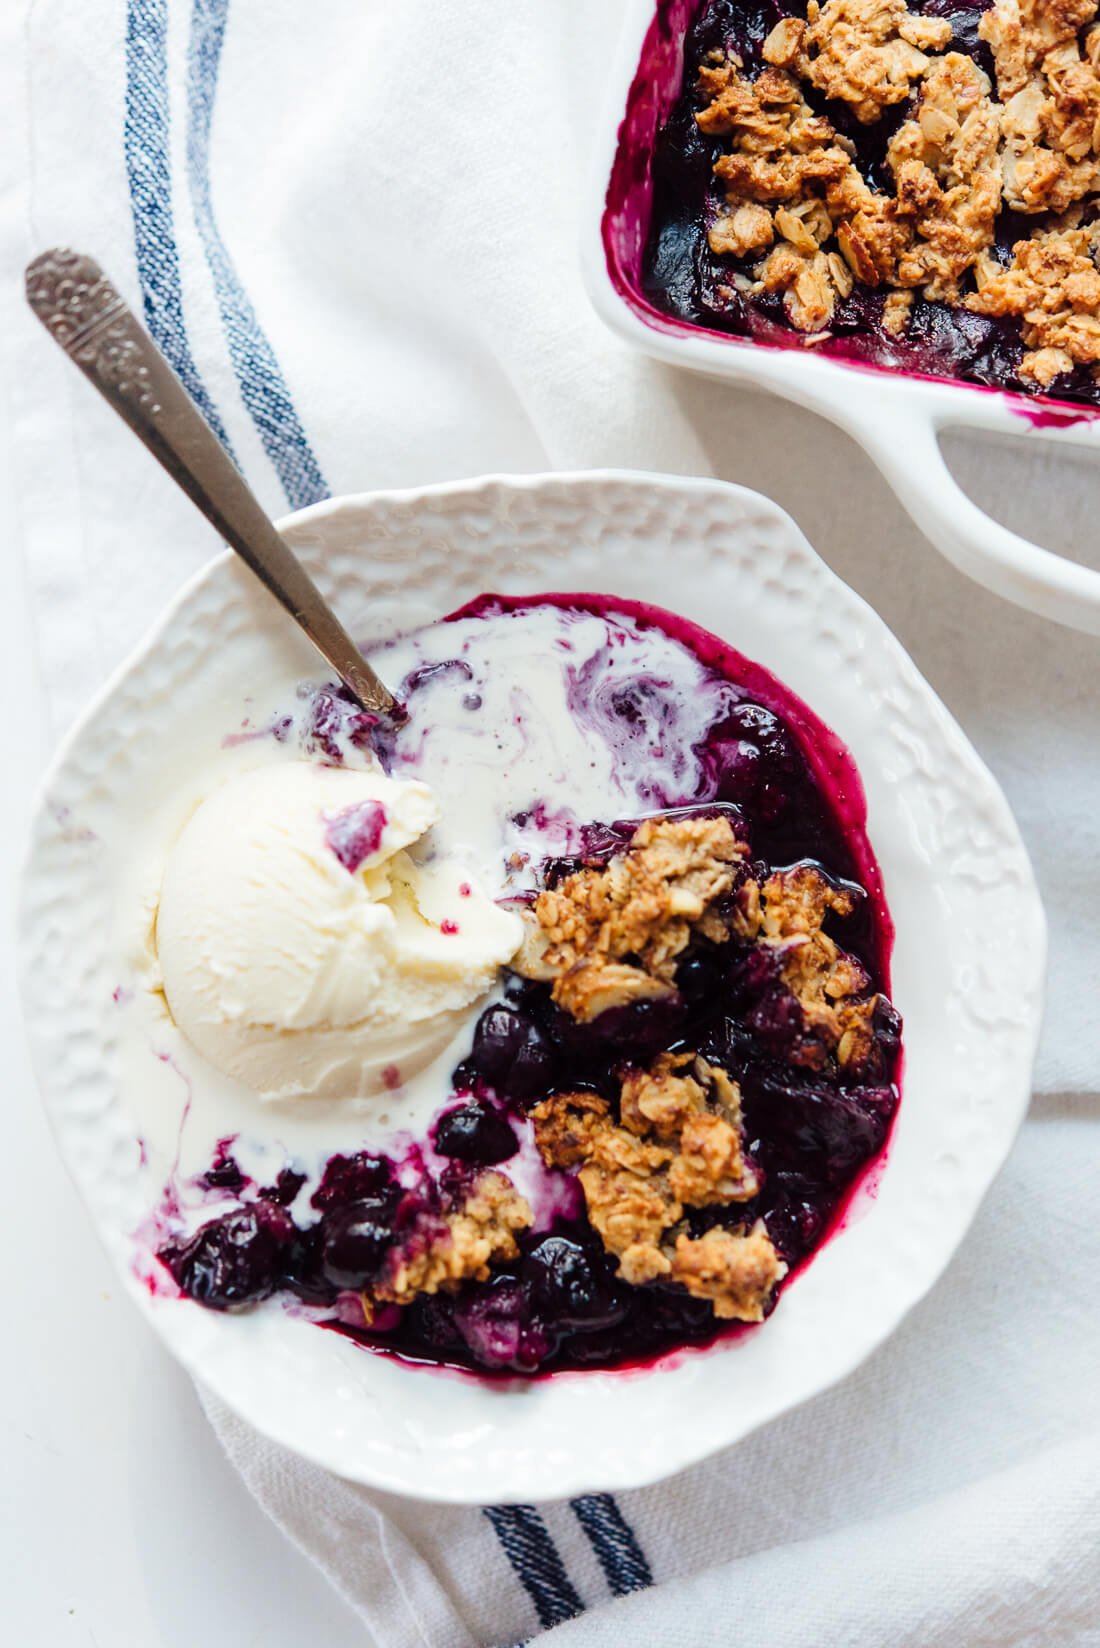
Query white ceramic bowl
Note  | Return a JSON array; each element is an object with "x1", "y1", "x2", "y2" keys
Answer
[
  {"x1": 583, "y1": 0, "x2": 1100, "y2": 635},
  {"x1": 20, "y1": 471, "x2": 1044, "y2": 1503}
]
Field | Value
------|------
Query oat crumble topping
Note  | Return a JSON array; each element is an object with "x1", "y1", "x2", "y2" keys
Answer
[
  {"x1": 733, "y1": 863, "x2": 880, "y2": 1070},
  {"x1": 345, "y1": 826, "x2": 876, "y2": 1332},
  {"x1": 985, "y1": 0, "x2": 1100, "y2": 214},
  {"x1": 882, "y1": 287, "x2": 916, "y2": 331},
  {"x1": 371, "y1": 1171, "x2": 533, "y2": 1308},
  {"x1": 694, "y1": 0, "x2": 1100, "y2": 383},
  {"x1": 968, "y1": 215, "x2": 1100, "y2": 379},
  {"x1": 516, "y1": 814, "x2": 746, "y2": 1021},
  {"x1": 532, "y1": 1054, "x2": 786, "y2": 1320},
  {"x1": 798, "y1": 0, "x2": 953, "y2": 124}
]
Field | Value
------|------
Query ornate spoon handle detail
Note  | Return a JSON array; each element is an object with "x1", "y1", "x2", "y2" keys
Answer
[{"x1": 25, "y1": 248, "x2": 396, "y2": 717}]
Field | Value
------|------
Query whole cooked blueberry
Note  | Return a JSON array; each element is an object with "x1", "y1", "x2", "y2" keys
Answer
[
  {"x1": 320, "y1": 1196, "x2": 397, "y2": 1290},
  {"x1": 279, "y1": 1222, "x2": 337, "y2": 1306},
  {"x1": 724, "y1": 702, "x2": 789, "y2": 757},
  {"x1": 710, "y1": 737, "x2": 761, "y2": 804},
  {"x1": 676, "y1": 945, "x2": 730, "y2": 1006},
  {"x1": 471, "y1": 1006, "x2": 555, "y2": 1102},
  {"x1": 761, "y1": 1188, "x2": 829, "y2": 1264},
  {"x1": 472, "y1": 1006, "x2": 527, "y2": 1079},
  {"x1": 873, "y1": 996, "x2": 903, "y2": 1053},
  {"x1": 408, "y1": 1291, "x2": 461, "y2": 1350},
  {"x1": 921, "y1": 0, "x2": 995, "y2": 77},
  {"x1": 508, "y1": 1022, "x2": 557, "y2": 1101},
  {"x1": 433, "y1": 1102, "x2": 518, "y2": 1164},
  {"x1": 756, "y1": 778, "x2": 792, "y2": 823},
  {"x1": 573, "y1": 819, "x2": 635, "y2": 862},
  {"x1": 522, "y1": 1237, "x2": 625, "y2": 1330},
  {"x1": 452, "y1": 1278, "x2": 551, "y2": 1373},
  {"x1": 201, "y1": 1154, "x2": 247, "y2": 1192},
  {"x1": 744, "y1": 1080, "x2": 896, "y2": 1189},
  {"x1": 558, "y1": 993, "x2": 685, "y2": 1063},
  {"x1": 311, "y1": 1151, "x2": 392, "y2": 1211},
  {"x1": 729, "y1": 944, "x2": 781, "y2": 1005},
  {"x1": 746, "y1": 987, "x2": 815, "y2": 1062},
  {"x1": 162, "y1": 1206, "x2": 292, "y2": 1311},
  {"x1": 262, "y1": 1167, "x2": 307, "y2": 1206}
]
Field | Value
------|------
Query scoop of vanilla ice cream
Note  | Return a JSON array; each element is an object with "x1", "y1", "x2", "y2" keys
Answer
[{"x1": 154, "y1": 761, "x2": 522, "y2": 1100}]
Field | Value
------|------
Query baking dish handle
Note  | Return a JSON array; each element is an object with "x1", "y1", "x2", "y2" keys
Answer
[{"x1": 844, "y1": 401, "x2": 1100, "y2": 635}]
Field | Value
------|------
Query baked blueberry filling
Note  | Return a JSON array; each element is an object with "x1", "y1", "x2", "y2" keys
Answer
[
  {"x1": 644, "y1": 0, "x2": 1100, "y2": 408},
  {"x1": 159, "y1": 594, "x2": 900, "y2": 1376}
]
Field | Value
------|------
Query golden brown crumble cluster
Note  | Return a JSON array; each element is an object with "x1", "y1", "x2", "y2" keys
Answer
[
  {"x1": 532, "y1": 1055, "x2": 786, "y2": 1320},
  {"x1": 801, "y1": 0, "x2": 953, "y2": 123},
  {"x1": 969, "y1": 218, "x2": 1100, "y2": 381},
  {"x1": 518, "y1": 814, "x2": 746, "y2": 1022},
  {"x1": 698, "y1": 0, "x2": 1100, "y2": 383},
  {"x1": 733, "y1": 863, "x2": 879, "y2": 1070},
  {"x1": 369, "y1": 1171, "x2": 532, "y2": 1312},
  {"x1": 980, "y1": 0, "x2": 1100, "y2": 212}
]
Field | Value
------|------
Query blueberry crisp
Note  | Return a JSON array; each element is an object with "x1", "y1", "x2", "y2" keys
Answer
[
  {"x1": 158, "y1": 595, "x2": 901, "y2": 1376},
  {"x1": 645, "y1": 0, "x2": 1100, "y2": 403}
]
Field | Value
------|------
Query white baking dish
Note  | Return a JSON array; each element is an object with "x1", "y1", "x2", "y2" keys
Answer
[{"x1": 582, "y1": 0, "x2": 1100, "y2": 634}]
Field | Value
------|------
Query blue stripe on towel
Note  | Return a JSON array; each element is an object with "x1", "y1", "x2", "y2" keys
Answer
[
  {"x1": 124, "y1": 0, "x2": 235, "y2": 454},
  {"x1": 570, "y1": 1493, "x2": 653, "y2": 1596},
  {"x1": 187, "y1": 0, "x2": 329, "y2": 510},
  {"x1": 483, "y1": 1505, "x2": 585, "y2": 1631}
]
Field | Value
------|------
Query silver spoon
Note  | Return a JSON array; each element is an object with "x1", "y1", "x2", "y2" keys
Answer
[{"x1": 25, "y1": 247, "x2": 397, "y2": 717}]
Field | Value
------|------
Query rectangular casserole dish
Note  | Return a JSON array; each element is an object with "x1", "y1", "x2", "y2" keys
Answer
[{"x1": 582, "y1": 0, "x2": 1100, "y2": 633}]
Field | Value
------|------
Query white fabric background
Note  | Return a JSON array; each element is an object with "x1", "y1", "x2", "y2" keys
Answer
[{"x1": 6, "y1": 1, "x2": 1099, "y2": 1643}]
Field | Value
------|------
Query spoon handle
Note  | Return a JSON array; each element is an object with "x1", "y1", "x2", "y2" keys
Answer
[{"x1": 25, "y1": 247, "x2": 396, "y2": 717}]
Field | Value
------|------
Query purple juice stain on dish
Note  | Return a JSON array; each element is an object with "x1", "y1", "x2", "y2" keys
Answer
[
  {"x1": 323, "y1": 799, "x2": 387, "y2": 872},
  {"x1": 157, "y1": 592, "x2": 901, "y2": 1378},
  {"x1": 222, "y1": 713, "x2": 293, "y2": 749},
  {"x1": 51, "y1": 803, "x2": 98, "y2": 845}
]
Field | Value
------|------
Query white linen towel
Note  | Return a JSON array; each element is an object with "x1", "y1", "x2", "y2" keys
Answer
[{"x1": 6, "y1": 2, "x2": 1099, "y2": 1643}]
